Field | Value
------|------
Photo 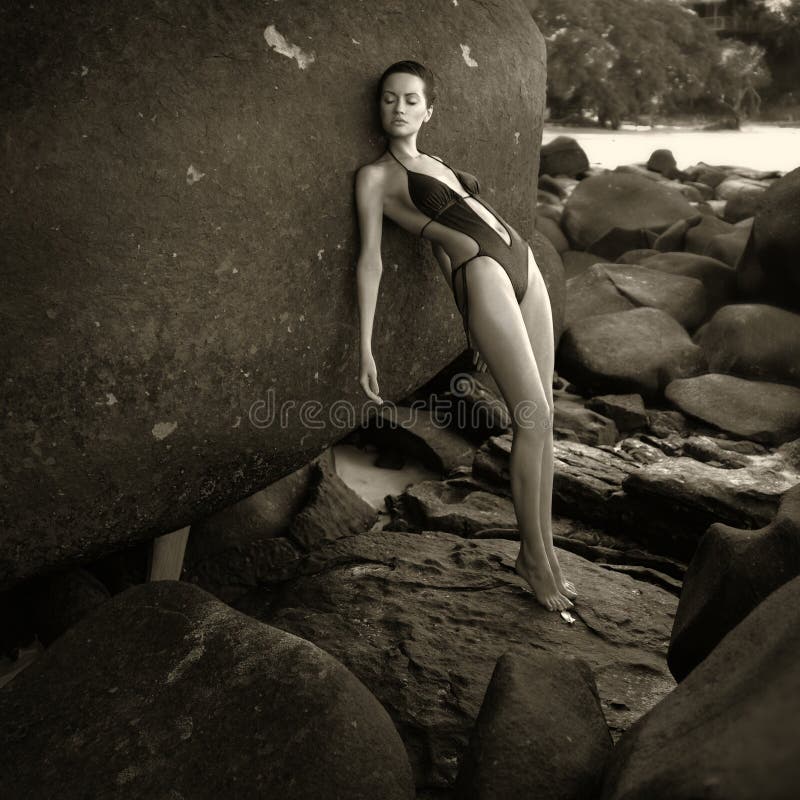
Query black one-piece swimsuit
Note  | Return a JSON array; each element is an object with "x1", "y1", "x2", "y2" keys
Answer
[{"x1": 386, "y1": 147, "x2": 530, "y2": 350}]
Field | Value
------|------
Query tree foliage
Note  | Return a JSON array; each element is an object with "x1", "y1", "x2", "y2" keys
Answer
[{"x1": 533, "y1": 0, "x2": 776, "y2": 127}]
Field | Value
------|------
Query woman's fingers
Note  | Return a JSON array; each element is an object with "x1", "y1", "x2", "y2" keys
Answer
[{"x1": 359, "y1": 373, "x2": 382, "y2": 404}]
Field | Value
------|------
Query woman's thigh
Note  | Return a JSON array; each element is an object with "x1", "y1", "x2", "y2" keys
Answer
[
  {"x1": 463, "y1": 256, "x2": 551, "y2": 426},
  {"x1": 518, "y1": 246, "x2": 555, "y2": 410}
]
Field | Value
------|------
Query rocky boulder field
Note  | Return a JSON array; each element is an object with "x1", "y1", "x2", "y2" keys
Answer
[{"x1": 3, "y1": 138, "x2": 800, "y2": 799}]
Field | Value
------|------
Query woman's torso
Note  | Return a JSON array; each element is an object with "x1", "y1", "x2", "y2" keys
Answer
[{"x1": 377, "y1": 150, "x2": 525, "y2": 287}]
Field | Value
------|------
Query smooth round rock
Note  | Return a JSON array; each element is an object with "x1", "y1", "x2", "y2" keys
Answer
[
  {"x1": 665, "y1": 373, "x2": 800, "y2": 445},
  {"x1": 539, "y1": 135, "x2": 590, "y2": 178},
  {"x1": 601, "y1": 576, "x2": 800, "y2": 800},
  {"x1": 558, "y1": 307, "x2": 706, "y2": 399},
  {"x1": 692, "y1": 303, "x2": 800, "y2": 387},
  {"x1": 562, "y1": 173, "x2": 698, "y2": 257},
  {"x1": 753, "y1": 166, "x2": 800, "y2": 302},
  {"x1": 0, "y1": 580, "x2": 416, "y2": 799}
]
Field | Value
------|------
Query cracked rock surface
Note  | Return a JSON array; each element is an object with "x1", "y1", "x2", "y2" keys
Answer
[{"x1": 234, "y1": 529, "x2": 677, "y2": 790}]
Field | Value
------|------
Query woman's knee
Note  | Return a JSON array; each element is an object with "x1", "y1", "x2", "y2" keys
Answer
[{"x1": 509, "y1": 395, "x2": 553, "y2": 436}]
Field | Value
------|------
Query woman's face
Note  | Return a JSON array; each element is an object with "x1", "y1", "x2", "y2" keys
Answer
[{"x1": 379, "y1": 72, "x2": 432, "y2": 138}]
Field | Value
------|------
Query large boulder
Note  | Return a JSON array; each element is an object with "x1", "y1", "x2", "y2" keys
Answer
[
  {"x1": 539, "y1": 135, "x2": 590, "y2": 178},
  {"x1": 562, "y1": 250, "x2": 608, "y2": 279},
  {"x1": 692, "y1": 303, "x2": 800, "y2": 388},
  {"x1": 665, "y1": 373, "x2": 800, "y2": 445},
  {"x1": 646, "y1": 149, "x2": 680, "y2": 179},
  {"x1": 620, "y1": 437, "x2": 800, "y2": 559},
  {"x1": 558, "y1": 307, "x2": 706, "y2": 400},
  {"x1": 562, "y1": 173, "x2": 698, "y2": 258},
  {"x1": 600, "y1": 576, "x2": 800, "y2": 800},
  {"x1": 240, "y1": 529, "x2": 678, "y2": 790},
  {"x1": 716, "y1": 176, "x2": 771, "y2": 222},
  {"x1": 684, "y1": 214, "x2": 736, "y2": 254},
  {"x1": 531, "y1": 228, "x2": 568, "y2": 344},
  {"x1": 639, "y1": 252, "x2": 736, "y2": 315},
  {"x1": 752, "y1": 165, "x2": 800, "y2": 307},
  {"x1": 469, "y1": 430, "x2": 799, "y2": 562},
  {"x1": 0, "y1": 0, "x2": 547, "y2": 589},
  {"x1": 668, "y1": 483, "x2": 800, "y2": 682},
  {"x1": 453, "y1": 650, "x2": 613, "y2": 800},
  {"x1": 565, "y1": 264, "x2": 707, "y2": 331},
  {"x1": 0, "y1": 580, "x2": 415, "y2": 799}
]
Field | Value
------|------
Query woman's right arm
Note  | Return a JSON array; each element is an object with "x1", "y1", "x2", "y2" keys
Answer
[{"x1": 355, "y1": 164, "x2": 384, "y2": 403}]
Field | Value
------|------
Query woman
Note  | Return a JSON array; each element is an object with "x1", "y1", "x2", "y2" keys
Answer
[{"x1": 355, "y1": 61, "x2": 575, "y2": 612}]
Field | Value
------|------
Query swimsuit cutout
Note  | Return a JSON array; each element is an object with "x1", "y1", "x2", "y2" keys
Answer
[{"x1": 386, "y1": 147, "x2": 529, "y2": 351}]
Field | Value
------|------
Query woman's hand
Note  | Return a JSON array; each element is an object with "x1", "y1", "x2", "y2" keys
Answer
[{"x1": 359, "y1": 352, "x2": 383, "y2": 404}]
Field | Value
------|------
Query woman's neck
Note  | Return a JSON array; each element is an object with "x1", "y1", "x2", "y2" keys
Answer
[{"x1": 388, "y1": 137, "x2": 421, "y2": 161}]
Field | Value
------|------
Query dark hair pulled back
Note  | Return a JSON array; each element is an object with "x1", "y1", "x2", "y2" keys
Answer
[{"x1": 377, "y1": 60, "x2": 437, "y2": 107}]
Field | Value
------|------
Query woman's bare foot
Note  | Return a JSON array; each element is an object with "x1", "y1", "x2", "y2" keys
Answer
[
  {"x1": 515, "y1": 551, "x2": 573, "y2": 611},
  {"x1": 545, "y1": 546, "x2": 577, "y2": 601}
]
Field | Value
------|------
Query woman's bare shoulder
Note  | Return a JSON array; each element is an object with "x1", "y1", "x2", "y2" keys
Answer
[{"x1": 355, "y1": 152, "x2": 397, "y2": 192}]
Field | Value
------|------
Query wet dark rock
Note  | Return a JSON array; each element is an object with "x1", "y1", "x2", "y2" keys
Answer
[
  {"x1": 453, "y1": 650, "x2": 613, "y2": 800},
  {"x1": 433, "y1": 372, "x2": 513, "y2": 442},
  {"x1": 0, "y1": 580, "x2": 415, "y2": 800},
  {"x1": 566, "y1": 264, "x2": 707, "y2": 331},
  {"x1": 703, "y1": 219, "x2": 754, "y2": 267},
  {"x1": 381, "y1": 460, "x2": 686, "y2": 594},
  {"x1": 668, "y1": 484, "x2": 800, "y2": 682},
  {"x1": 672, "y1": 182, "x2": 704, "y2": 203},
  {"x1": 684, "y1": 213, "x2": 736, "y2": 253},
  {"x1": 665, "y1": 373, "x2": 800, "y2": 445},
  {"x1": 385, "y1": 480, "x2": 517, "y2": 536},
  {"x1": 613, "y1": 164, "x2": 669, "y2": 183},
  {"x1": 561, "y1": 250, "x2": 608, "y2": 279},
  {"x1": 692, "y1": 303, "x2": 800, "y2": 388},
  {"x1": 189, "y1": 458, "x2": 317, "y2": 546},
  {"x1": 716, "y1": 176, "x2": 772, "y2": 224},
  {"x1": 639, "y1": 252, "x2": 736, "y2": 315},
  {"x1": 585, "y1": 394, "x2": 648, "y2": 433},
  {"x1": 683, "y1": 162, "x2": 727, "y2": 189},
  {"x1": 183, "y1": 535, "x2": 302, "y2": 605},
  {"x1": 538, "y1": 189, "x2": 563, "y2": 207},
  {"x1": 536, "y1": 214, "x2": 570, "y2": 252},
  {"x1": 288, "y1": 455, "x2": 378, "y2": 552},
  {"x1": 469, "y1": 428, "x2": 799, "y2": 561},
  {"x1": 753, "y1": 165, "x2": 800, "y2": 306},
  {"x1": 558, "y1": 307, "x2": 707, "y2": 400},
  {"x1": 26, "y1": 567, "x2": 110, "y2": 647},
  {"x1": 614, "y1": 248, "x2": 660, "y2": 264},
  {"x1": 236, "y1": 530, "x2": 677, "y2": 790},
  {"x1": 645, "y1": 408, "x2": 692, "y2": 439},
  {"x1": 565, "y1": 266, "x2": 639, "y2": 327},
  {"x1": 724, "y1": 190, "x2": 767, "y2": 223},
  {"x1": 684, "y1": 180, "x2": 715, "y2": 201},
  {"x1": 364, "y1": 405, "x2": 477, "y2": 476},
  {"x1": 562, "y1": 173, "x2": 697, "y2": 258},
  {"x1": 622, "y1": 436, "x2": 800, "y2": 558},
  {"x1": 540, "y1": 135, "x2": 590, "y2": 178},
  {"x1": 553, "y1": 395, "x2": 620, "y2": 445},
  {"x1": 537, "y1": 202, "x2": 564, "y2": 222},
  {"x1": 646, "y1": 149, "x2": 679, "y2": 179},
  {"x1": 651, "y1": 214, "x2": 702, "y2": 252},
  {"x1": 538, "y1": 174, "x2": 567, "y2": 198},
  {"x1": 532, "y1": 228, "x2": 569, "y2": 343},
  {"x1": 600, "y1": 575, "x2": 800, "y2": 800}
]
